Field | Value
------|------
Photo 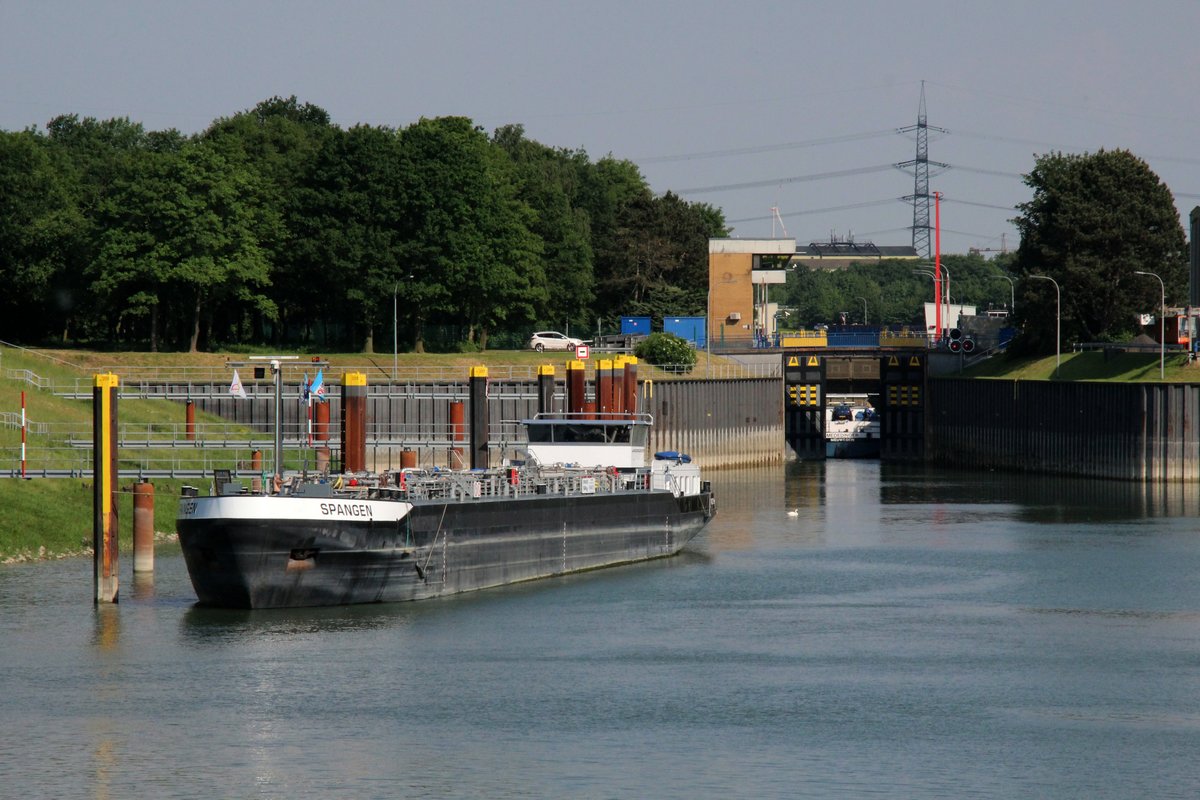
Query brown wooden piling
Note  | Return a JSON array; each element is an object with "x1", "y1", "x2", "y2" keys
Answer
[
  {"x1": 597, "y1": 359, "x2": 613, "y2": 419},
  {"x1": 341, "y1": 372, "x2": 368, "y2": 473},
  {"x1": 314, "y1": 400, "x2": 330, "y2": 442},
  {"x1": 449, "y1": 400, "x2": 465, "y2": 468},
  {"x1": 623, "y1": 357, "x2": 639, "y2": 417},
  {"x1": 612, "y1": 357, "x2": 626, "y2": 417},
  {"x1": 567, "y1": 360, "x2": 585, "y2": 416}
]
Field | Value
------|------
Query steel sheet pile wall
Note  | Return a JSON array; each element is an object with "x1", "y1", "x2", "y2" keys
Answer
[
  {"x1": 928, "y1": 379, "x2": 1200, "y2": 482},
  {"x1": 649, "y1": 378, "x2": 784, "y2": 468},
  {"x1": 188, "y1": 376, "x2": 783, "y2": 470}
]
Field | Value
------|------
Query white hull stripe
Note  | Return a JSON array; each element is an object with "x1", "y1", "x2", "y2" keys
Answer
[{"x1": 179, "y1": 495, "x2": 412, "y2": 523}]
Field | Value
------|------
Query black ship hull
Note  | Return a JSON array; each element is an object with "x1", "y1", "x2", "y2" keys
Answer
[{"x1": 178, "y1": 490, "x2": 714, "y2": 609}]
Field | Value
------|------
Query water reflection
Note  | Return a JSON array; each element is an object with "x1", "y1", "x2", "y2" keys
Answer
[
  {"x1": 877, "y1": 463, "x2": 1200, "y2": 522},
  {"x1": 179, "y1": 600, "x2": 420, "y2": 641},
  {"x1": 130, "y1": 570, "x2": 155, "y2": 600},
  {"x1": 92, "y1": 603, "x2": 120, "y2": 650}
]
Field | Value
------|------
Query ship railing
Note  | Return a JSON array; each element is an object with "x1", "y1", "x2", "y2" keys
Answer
[{"x1": 353, "y1": 463, "x2": 653, "y2": 503}]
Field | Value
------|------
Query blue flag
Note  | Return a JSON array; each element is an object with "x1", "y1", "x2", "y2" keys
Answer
[
  {"x1": 311, "y1": 369, "x2": 325, "y2": 402},
  {"x1": 301, "y1": 372, "x2": 311, "y2": 403}
]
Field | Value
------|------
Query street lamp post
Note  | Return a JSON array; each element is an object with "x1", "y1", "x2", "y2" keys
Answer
[
  {"x1": 992, "y1": 274, "x2": 1015, "y2": 316},
  {"x1": 1030, "y1": 275, "x2": 1061, "y2": 378},
  {"x1": 1134, "y1": 270, "x2": 1166, "y2": 380},
  {"x1": 393, "y1": 283, "x2": 398, "y2": 381},
  {"x1": 914, "y1": 270, "x2": 937, "y2": 345},
  {"x1": 857, "y1": 296, "x2": 868, "y2": 325}
]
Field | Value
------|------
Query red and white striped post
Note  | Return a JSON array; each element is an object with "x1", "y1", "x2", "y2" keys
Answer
[
  {"x1": 307, "y1": 393, "x2": 314, "y2": 447},
  {"x1": 20, "y1": 390, "x2": 26, "y2": 479}
]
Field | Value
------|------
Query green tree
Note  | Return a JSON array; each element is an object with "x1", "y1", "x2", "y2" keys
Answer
[
  {"x1": 92, "y1": 141, "x2": 278, "y2": 351},
  {"x1": 593, "y1": 189, "x2": 726, "y2": 324},
  {"x1": 1012, "y1": 149, "x2": 1187, "y2": 351},
  {"x1": 43, "y1": 115, "x2": 159, "y2": 342},
  {"x1": 397, "y1": 117, "x2": 546, "y2": 351},
  {"x1": 290, "y1": 124, "x2": 409, "y2": 351},
  {"x1": 492, "y1": 124, "x2": 595, "y2": 331},
  {"x1": 0, "y1": 130, "x2": 83, "y2": 342},
  {"x1": 205, "y1": 97, "x2": 338, "y2": 343}
]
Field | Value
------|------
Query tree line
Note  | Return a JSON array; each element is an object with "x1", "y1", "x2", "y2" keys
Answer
[{"x1": 0, "y1": 96, "x2": 726, "y2": 352}]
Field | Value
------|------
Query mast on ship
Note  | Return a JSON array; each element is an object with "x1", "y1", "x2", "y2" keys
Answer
[{"x1": 227, "y1": 355, "x2": 304, "y2": 484}]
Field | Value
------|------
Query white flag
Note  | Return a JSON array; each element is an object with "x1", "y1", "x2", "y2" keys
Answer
[{"x1": 229, "y1": 369, "x2": 248, "y2": 399}]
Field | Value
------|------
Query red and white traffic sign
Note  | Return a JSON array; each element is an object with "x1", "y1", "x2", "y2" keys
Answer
[{"x1": 575, "y1": 344, "x2": 590, "y2": 359}]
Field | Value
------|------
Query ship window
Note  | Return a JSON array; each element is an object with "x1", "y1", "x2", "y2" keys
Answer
[{"x1": 525, "y1": 422, "x2": 644, "y2": 444}]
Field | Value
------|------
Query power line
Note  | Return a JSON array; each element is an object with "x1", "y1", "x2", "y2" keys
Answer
[
  {"x1": 679, "y1": 164, "x2": 896, "y2": 194},
  {"x1": 636, "y1": 129, "x2": 898, "y2": 164},
  {"x1": 939, "y1": 197, "x2": 1018, "y2": 211},
  {"x1": 727, "y1": 198, "x2": 899, "y2": 224},
  {"x1": 946, "y1": 164, "x2": 1026, "y2": 179}
]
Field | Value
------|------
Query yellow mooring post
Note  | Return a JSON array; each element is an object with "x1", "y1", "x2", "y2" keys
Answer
[{"x1": 93, "y1": 373, "x2": 119, "y2": 604}]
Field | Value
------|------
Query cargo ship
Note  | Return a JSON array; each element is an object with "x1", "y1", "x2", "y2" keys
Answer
[{"x1": 177, "y1": 412, "x2": 715, "y2": 609}]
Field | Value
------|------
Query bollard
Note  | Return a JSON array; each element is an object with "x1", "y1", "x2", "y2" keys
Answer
[
  {"x1": 132, "y1": 480, "x2": 154, "y2": 573},
  {"x1": 185, "y1": 399, "x2": 195, "y2": 441}
]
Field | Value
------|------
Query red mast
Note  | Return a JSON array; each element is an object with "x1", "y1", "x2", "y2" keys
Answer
[{"x1": 934, "y1": 191, "x2": 943, "y2": 341}]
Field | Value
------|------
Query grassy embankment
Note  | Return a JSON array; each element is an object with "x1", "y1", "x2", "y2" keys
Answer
[
  {"x1": 959, "y1": 349, "x2": 1197, "y2": 381},
  {"x1": 0, "y1": 345, "x2": 239, "y2": 563}
]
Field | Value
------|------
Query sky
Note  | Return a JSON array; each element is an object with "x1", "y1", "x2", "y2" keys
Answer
[{"x1": 4, "y1": 0, "x2": 1199, "y2": 254}]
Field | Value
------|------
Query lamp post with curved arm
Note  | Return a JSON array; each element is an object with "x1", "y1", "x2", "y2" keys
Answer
[
  {"x1": 1134, "y1": 270, "x2": 1165, "y2": 380},
  {"x1": 991, "y1": 274, "x2": 1015, "y2": 316},
  {"x1": 914, "y1": 270, "x2": 936, "y2": 345},
  {"x1": 1030, "y1": 275, "x2": 1060, "y2": 378},
  {"x1": 857, "y1": 296, "x2": 868, "y2": 324}
]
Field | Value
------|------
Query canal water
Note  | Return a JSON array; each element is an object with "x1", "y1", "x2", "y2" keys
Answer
[{"x1": 3, "y1": 462, "x2": 1200, "y2": 799}]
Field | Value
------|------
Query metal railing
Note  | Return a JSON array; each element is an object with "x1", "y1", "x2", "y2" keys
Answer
[{"x1": 3, "y1": 368, "x2": 51, "y2": 390}]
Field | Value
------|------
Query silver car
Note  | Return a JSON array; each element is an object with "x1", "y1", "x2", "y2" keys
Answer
[{"x1": 528, "y1": 331, "x2": 585, "y2": 352}]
